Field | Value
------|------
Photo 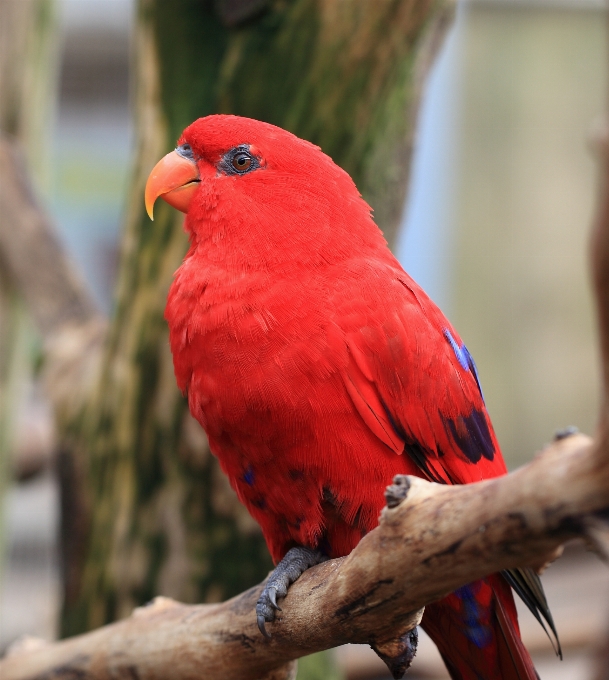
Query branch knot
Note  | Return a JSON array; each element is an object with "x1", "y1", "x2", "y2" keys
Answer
[{"x1": 385, "y1": 475, "x2": 411, "y2": 509}]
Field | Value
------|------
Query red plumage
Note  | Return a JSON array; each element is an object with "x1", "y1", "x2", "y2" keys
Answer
[{"x1": 159, "y1": 115, "x2": 550, "y2": 680}]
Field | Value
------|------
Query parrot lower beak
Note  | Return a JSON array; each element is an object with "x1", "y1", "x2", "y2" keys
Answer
[{"x1": 145, "y1": 150, "x2": 200, "y2": 220}]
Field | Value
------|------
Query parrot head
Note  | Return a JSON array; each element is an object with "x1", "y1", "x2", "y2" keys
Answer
[
  {"x1": 144, "y1": 114, "x2": 383, "y2": 267},
  {"x1": 145, "y1": 114, "x2": 344, "y2": 220}
]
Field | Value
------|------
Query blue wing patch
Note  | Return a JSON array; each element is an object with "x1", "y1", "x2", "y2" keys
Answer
[
  {"x1": 243, "y1": 465, "x2": 255, "y2": 486},
  {"x1": 442, "y1": 328, "x2": 494, "y2": 463},
  {"x1": 453, "y1": 584, "x2": 493, "y2": 649},
  {"x1": 443, "y1": 329, "x2": 485, "y2": 402},
  {"x1": 444, "y1": 408, "x2": 495, "y2": 463}
]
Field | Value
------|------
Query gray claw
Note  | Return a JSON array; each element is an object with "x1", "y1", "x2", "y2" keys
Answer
[
  {"x1": 268, "y1": 586, "x2": 282, "y2": 611},
  {"x1": 255, "y1": 546, "x2": 328, "y2": 638},
  {"x1": 257, "y1": 614, "x2": 271, "y2": 639}
]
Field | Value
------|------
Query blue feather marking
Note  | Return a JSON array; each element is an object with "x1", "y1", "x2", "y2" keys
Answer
[
  {"x1": 380, "y1": 398, "x2": 453, "y2": 484},
  {"x1": 443, "y1": 329, "x2": 485, "y2": 401},
  {"x1": 442, "y1": 329, "x2": 494, "y2": 463},
  {"x1": 454, "y1": 584, "x2": 493, "y2": 649},
  {"x1": 463, "y1": 345, "x2": 484, "y2": 401},
  {"x1": 444, "y1": 328, "x2": 469, "y2": 370},
  {"x1": 244, "y1": 466, "x2": 255, "y2": 486},
  {"x1": 445, "y1": 409, "x2": 495, "y2": 463}
]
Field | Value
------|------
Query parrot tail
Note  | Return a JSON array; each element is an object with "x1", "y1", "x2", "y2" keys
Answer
[{"x1": 421, "y1": 574, "x2": 540, "y2": 680}]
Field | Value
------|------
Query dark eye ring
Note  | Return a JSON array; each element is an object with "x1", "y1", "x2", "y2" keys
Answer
[
  {"x1": 176, "y1": 143, "x2": 194, "y2": 160},
  {"x1": 231, "y1": 152, "x2": 252, "y2": 173}
]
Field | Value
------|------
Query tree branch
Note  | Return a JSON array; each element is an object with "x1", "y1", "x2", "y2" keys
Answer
[
  {"x1": 0, "y1": 136, "x2": 101, "y2": 338},
  {"x1": 0, "y1": 135, "x2": 106, "y2": 419},
  {"x1": 1, "y1": 427, "x2": 606, "y2": 680}
]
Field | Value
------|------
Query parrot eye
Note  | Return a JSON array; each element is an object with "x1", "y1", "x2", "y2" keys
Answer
[
  {"x1": 219, "y1": 145, "x2": 260, "y2": 176},
  {"x1": 232, "y1": 152, "x2": 252, "y2": 172}
]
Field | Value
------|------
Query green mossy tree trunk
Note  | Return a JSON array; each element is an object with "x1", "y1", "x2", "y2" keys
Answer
[{"x1": 60, "y1": 2, "x2": 452, "y2": 674}]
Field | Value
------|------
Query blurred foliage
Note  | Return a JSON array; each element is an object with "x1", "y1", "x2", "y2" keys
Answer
[{"x1": 297, "y1": 650, "x2": 342, "y2": 680}]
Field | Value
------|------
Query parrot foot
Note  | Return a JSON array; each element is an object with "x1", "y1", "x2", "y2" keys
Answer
[
  {"x1": 371, "y1": 627, "x2": 419, "y2": 680},
  {"x1": 256, "y1": 546, "x2": 328, "y2": 639},
  {"x1": 385, "y1": 475, "x2": 411, "y2": 509}
]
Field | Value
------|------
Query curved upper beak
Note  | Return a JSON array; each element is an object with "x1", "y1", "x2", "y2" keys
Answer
[{"x1": 145, "y1": 150, "x2": 200, "y2": 220}]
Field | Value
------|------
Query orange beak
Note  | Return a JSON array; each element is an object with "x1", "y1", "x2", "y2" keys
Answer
[{"x1": 144, "y1": 150, "x2": 200, "y2": 220}]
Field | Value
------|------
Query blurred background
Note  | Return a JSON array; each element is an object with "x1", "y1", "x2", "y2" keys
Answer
[{"x1": 0, "y1": 0, "x2": 608, "y2": 678}]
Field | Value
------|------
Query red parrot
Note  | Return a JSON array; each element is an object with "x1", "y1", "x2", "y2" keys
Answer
[{"x1": 145, "y1": 115, "x2": 559, "y2": 680}]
